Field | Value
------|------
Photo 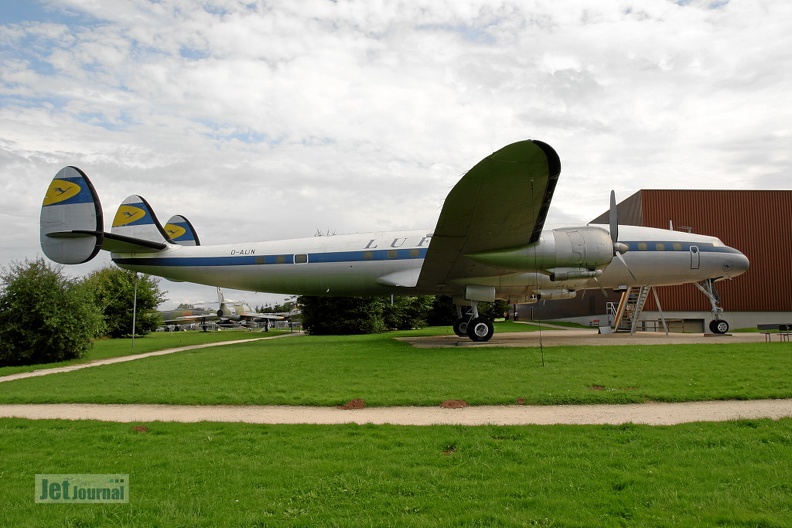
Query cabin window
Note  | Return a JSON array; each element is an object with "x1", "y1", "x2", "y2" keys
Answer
[
  {"x1": 294, "y1": 254, "x2": 308, "y2": 264},
  {"x1": 387, "y1": 250, "x2": 398, "y2": 259},
  {"x1": 256, "y1": 257, "x2": 265, "y2": 265},
  {"x1": 655, "y1": 243, "x2": 665, "y2": 251},
  {"x1": 638, "y1": 242, "x2": 648, "y2": 251},
  {"x1": 276, "y1": 255, "x2": 288, "y2": 264},
  {"x1": 410, "y1": 249, "x2": 420, "y2": 258},
  {"x1": 363, "y1": 251, "x2": 375, "y2": 260},
  {"x1": 673, "y1": 243, "x2": 683, "y2": 251}
]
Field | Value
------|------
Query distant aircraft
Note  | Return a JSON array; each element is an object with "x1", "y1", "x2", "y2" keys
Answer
[
  {"x1": 159, "y1": 306, "x2": 216, "y2": 331},
  {"x1": 213, "y1": 288, "x2": 284, "y2": 330},
  {"x1": 40, "y1": 140, "x2": 749, "y2": 341},
  {"x1": 160, "y1": 288, "x2": 283, "y2": 331}
]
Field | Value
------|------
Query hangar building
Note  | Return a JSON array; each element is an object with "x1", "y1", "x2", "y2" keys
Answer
[{"x1": 517, "y1": 190, "x2": 792, "y2": 332}]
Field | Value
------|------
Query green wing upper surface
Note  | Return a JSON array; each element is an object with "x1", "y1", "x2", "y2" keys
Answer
[{"x1": 416, "y1": 140, "x2": 561, "y2": 293}]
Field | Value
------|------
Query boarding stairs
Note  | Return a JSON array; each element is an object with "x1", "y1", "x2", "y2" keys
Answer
[{"x1": 613, "y1": 286, "x2": 668, "y2": 334}]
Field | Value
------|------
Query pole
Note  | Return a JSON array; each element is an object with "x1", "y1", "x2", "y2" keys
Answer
[{"x1": 132, "y1": 273, "x2": 138, "y2": 348}]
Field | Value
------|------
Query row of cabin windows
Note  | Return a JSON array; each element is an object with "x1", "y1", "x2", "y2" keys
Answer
[
  {"x1": 634, "y1": 242, "x2": 691, "y2": 251},
  {"x1": 254, "y1": 249, "x2": 421, "y2": 265}
]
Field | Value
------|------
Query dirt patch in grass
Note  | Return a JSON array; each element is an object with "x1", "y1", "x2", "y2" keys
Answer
[
  {"x1": 338, "y1": 398, "x2": 366, "y2": 410},
  {"x1": 440, "y1": 400, "x2": 468, "y2": 409}
]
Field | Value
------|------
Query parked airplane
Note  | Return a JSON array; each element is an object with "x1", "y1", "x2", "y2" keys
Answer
[
  {"x1": 40, "y1": 140, "x2": 749, "y2": 341},
  {"x1": 213, "y1": 288, "x2": 284, "y2": 330},
  {"x1": 159, "y1": 306, "x2": 216, "y2": 331},
  {"x1": 160, "y1": 290, "x2": 283, "y2": 331}
]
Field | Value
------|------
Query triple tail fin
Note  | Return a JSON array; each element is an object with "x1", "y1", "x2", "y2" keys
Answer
[{"x1": 40, "y1": 167, "x2": 172, "y2": 265}]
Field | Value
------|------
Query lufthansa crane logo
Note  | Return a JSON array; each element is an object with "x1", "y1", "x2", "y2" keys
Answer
[
  {"x1": 164, "y1": 224, "x2": 187, "y2": 239},
  {"x1": 43, "y1": 179, "x2": 82, "y2": 206},
  {"x1": 112, "y1": 205, "x2": 148, "y2": 227}
]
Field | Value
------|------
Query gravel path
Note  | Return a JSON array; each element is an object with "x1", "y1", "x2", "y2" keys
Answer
[
  {"x1": 1, "y1": 400, "x2": 791, "y2": 426},
  {"x1": 0, "y1": 334, "x2": 294, "y2": 384}
]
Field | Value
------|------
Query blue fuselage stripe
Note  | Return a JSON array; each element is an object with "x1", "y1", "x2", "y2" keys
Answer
[
  {"x1": 623, "y1": 241, "x2": 742, "y2": 254},
  {"x1": 113, "y1": 248, "x2": 429, "y2": 267}
]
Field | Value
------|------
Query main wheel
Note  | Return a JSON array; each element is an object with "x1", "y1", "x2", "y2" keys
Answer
[
  {"x1": 709, "y1": 319, "x2": 729, "y2": 334},
  {"x1": 467, "y1": 317, "x2": 494, "y2": 342},
  {"x1": 452, "y1": 318, "x2": 468, "y2": 337}
]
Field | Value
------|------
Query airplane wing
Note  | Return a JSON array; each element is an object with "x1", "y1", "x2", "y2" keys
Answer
[
  {"x1": 163, "y1": 314, "x2": 219, "y2": 324},
  {"x1": 416, "y1": 140, "x2": 561, "y2": 294},
  {"x1": 239, "y1": 312, "x2": 284, "y2": 321}
]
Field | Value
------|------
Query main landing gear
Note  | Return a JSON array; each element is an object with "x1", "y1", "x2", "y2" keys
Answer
[
  {"x1": 694, "y1": 278, "x2": 730, "y2": 334},
  {"x1": 453, "y1": 301, "x2": 494, "y2": 342}
]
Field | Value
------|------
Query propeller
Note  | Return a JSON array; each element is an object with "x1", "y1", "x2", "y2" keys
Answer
[
  {"x1": 609, "y1": 190, "x2": 618, "y2": 245},
  {"x1": 609, "y1": 190, "x2": 637, "y2": 282}
]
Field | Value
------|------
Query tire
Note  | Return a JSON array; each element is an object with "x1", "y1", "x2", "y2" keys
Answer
[
  {"x1": 710, "y1": 319, "x2": 730, "y2": 334},
  {"x1": 467, "y1": 317, "x2": 494, "y2": 342},
  {"x1": 453, "y1": 318, "x2": 468, "y2": 337}
]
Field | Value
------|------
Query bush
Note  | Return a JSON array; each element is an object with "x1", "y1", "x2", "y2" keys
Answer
[
  {"x1": 299, "y1": 296, "x2": 387, "y2": 335},
  {"x1": 0, "y1": 258, "x2": 103, "y2": 366},
  {"x1": 82, "y1": 266, "x2": 165, "y2": 338},
  {"x1": 382, "y1": 296, "x2": 433, "y2": 330}
]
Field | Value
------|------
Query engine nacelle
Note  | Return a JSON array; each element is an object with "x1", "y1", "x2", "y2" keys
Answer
[{"x1": 467, "y1": 226, "x2": 614, "y2": 271}]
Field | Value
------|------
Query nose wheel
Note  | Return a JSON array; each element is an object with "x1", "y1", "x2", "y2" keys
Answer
[{"x1": 709, "y1": 319, "x2": 730, "y2": 335}]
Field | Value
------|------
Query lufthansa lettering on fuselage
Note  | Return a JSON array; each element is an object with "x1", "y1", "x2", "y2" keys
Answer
[
  {"x1": 230, "y1": 249, "x2": 256, "y2": 256},
  {"x1": 364, "y1": 235, "x2": 432, "y2": 249}
]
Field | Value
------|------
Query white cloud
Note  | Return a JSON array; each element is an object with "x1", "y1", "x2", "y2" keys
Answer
[{"x1": 1, "y1": 0, "x2": 790, "y2": 307}]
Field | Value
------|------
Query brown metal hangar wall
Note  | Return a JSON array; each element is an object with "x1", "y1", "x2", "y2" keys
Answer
[{"x1": 638, "y1": 190, "x2": 792, "y2": 313}]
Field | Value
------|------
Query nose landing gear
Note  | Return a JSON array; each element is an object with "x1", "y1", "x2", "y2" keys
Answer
[{"x1": 695, "y1": 278, "x2": 730, "y2": 334}]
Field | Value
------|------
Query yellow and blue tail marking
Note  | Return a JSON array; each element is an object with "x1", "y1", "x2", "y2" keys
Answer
[
  {"x1": 40, "y1": 166, "x2": 103, "y2": 264},
  {"x1": 110, "y1": 195, "x2": 171, "y2": 245},
  {"x1": 164, "y1": 215, "x2": 201, "y2": 246},
  {"x1": 41, "y1": 167, "x2": 173, "y2": 264}
]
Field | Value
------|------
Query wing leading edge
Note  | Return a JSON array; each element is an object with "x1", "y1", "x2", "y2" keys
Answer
[{"x1": 416, "y1": 140, "x2": 561, "y2": 293}]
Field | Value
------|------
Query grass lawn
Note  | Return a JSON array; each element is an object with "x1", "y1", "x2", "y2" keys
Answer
[
  {"x1": 0, "y1": 329, "x2": 288, "y2": 377},
  {"x1": 0, "y1": 328, "x2": 790, "y2": 406},
  {"x1": 3, "y1": 326, "x2": 792, "y2": 526},
  {"x1": 2, "y1": 418, "x2": 791, "y2": 527}
]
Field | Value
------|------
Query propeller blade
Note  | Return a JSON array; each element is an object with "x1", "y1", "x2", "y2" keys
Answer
[
  {"x1": 593, "y1": 277, "x2": 610, "y2": 298},
  {"x1": 609, "y1": 190, "x2": 618, "y2": 244},
  {"x1": 615, "y1": 251, "x2": 637, "y2": 282}
]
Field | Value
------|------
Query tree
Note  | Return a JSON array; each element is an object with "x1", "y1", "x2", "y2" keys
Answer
[
  {"x1": 82, "y1": 266, "x2": 166, "y2": 338},
  {"x1": 0, "y1": 258, "x2": 103, "y2": 366},
  {"x1": 299, "y1": 295, "x2": 437, "y2": 335},
  {"x1": 426, "y1": 295, "x2": 458, "y2": 327},
  {"x1": 480, "y1": 299, "x2": 510, "y2": 321},
  {"x1": 382, "y1": 296, "x2": 433, "y2": 331},
  {"x1": 299, "y1": 296, "x2": 386, "y2": 335}
]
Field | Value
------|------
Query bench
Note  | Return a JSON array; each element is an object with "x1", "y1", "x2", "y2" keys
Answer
[{"x1": 757, "y1": 324, "x2": 792, "y2": 342}]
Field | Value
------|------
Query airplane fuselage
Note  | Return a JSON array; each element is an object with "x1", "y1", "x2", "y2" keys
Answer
[{"x1": 111, "y1": 224, "x2": 749, "y2": 303}]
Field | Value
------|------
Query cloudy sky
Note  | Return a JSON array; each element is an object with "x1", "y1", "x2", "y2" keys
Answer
[{"x1": 1, "y1": 0, "x2": 790, "y2": 309}]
